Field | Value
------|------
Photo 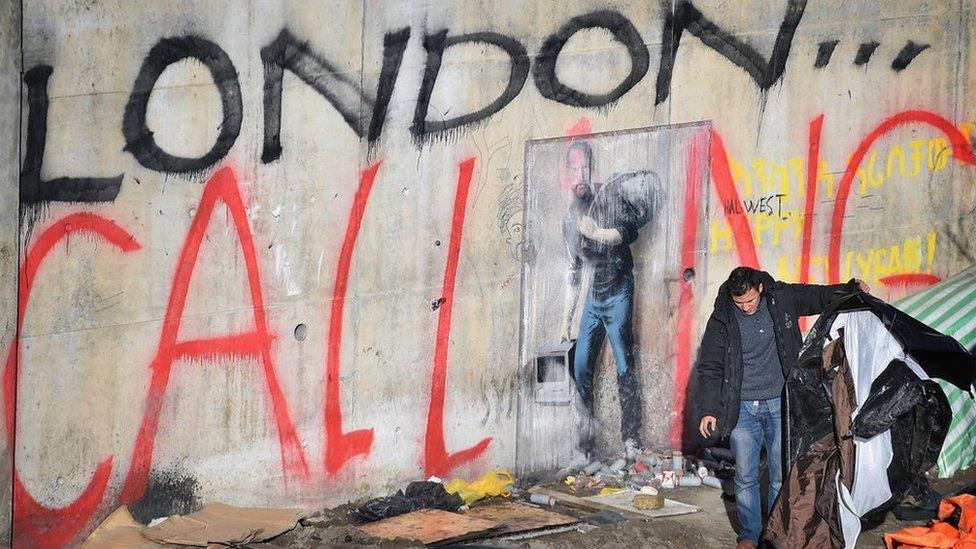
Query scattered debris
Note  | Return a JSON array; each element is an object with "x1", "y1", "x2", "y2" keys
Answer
[
  {"x1": 555, "y1": 444, "x2": 734, "y2": 503},
  {"x1": 349, "y1": 481, "x2": 462, "y2": 523},
  {"x1": 583, "y1": 460, "x2": 603, "y2": 475},
  {"x1": 702, "y1": 475, "x2": 722, "y2": 489},
  {"x1": 529, "y1": 493, "x2": 556, "y2": 506}
]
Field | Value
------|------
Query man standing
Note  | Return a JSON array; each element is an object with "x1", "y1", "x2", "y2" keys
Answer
[
  {"x1": 559, "y1": 140, "x2": 645, "y2": 449},
  {"x1": 696, "y1": 267, "x2": 868, "y2": 549}
]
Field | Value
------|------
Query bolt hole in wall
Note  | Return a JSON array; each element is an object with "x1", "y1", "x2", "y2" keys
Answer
[{"x1": 294, "y1": 323, "x2": 308, "y2": 341}]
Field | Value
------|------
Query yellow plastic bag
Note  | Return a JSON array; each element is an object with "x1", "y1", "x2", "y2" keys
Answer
[{"x1": 445, "y1": 469, "x2": 514, "y2": 505}]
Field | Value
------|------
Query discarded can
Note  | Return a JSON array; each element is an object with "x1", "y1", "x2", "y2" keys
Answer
[
  {"x1": 640, "y1": 485, "x2": 659, "y2": 496},
  {"x1": 671, "y1": 451, "x2": 683, "y2": 471},
  {"x1": 625, "y1": 438, "x2": 640, "y2": 460},
  {"x1": 530, "y1": 493, "x2": 555, "y2": 506},
  {"x1": 609, "y1": 458, "x2": 627, "y2": 472},
  {"x1": 640, "y1": 455, "x2": 659, "y2": 468},
  {"x1": 702, "y1": 475, "x2": 722, "y2": 489},
  {"x1": 661, "y1": 470, "x2": 676, "y2": 489},
  {"x1": 678, "y1": 475, "x2": 702, "y2": 487},
  {"x1": 583, "y1": 460, "x2": 603, "y2": 475},
  {"x1": 697, "y1": 466, "x2": 708, "y2": 479}
]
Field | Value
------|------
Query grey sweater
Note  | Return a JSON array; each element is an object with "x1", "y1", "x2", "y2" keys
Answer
[{"x1": 733, "y1": 299, "x2": 785, "y2": 401}]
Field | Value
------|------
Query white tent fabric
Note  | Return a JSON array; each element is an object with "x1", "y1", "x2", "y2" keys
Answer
[{"x1": 827, "y1": 310, "x2": 929, "y2": 548}]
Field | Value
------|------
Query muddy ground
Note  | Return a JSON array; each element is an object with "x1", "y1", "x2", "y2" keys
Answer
[{"x1": 258, "y1": 467, "x2": 976, "y2": 548}]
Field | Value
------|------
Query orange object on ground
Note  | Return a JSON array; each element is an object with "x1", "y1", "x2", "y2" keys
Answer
[{"x1": 885, "y1": 494, "x2": 976, "y2": 548}]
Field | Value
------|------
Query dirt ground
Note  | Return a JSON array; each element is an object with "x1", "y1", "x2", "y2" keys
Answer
[{"x1": 260, "y1": 466, "x2": 976, "y2": 548}]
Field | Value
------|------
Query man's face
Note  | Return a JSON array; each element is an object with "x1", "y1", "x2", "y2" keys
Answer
[
  {"x1": 732, "y1": 284, "x2": 763, "y2": 316},
  {"x1": 567, "y1": 148, "x2": 592, "y2": 199}
]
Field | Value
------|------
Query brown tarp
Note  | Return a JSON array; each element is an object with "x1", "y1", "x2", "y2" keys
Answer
[{"x1": 765, "y1": 336, "x2": 857, "y2": 548}]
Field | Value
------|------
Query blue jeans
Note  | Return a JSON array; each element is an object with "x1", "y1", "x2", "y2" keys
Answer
[
  {"x1": 573, "y1": 276, "x2": 642, "y2": 443},
  {"x1": 730, "y1": 397, "x2": 783, "y2": 543}
]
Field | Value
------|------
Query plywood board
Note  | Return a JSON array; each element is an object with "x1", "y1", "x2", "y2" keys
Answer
[
  {"x1": 357, "y1": 509, "x2": 500, "y2": 546},
  {"x1": 465, "y1": 501, "x2": 579, "y2": 536},
  {"x1": 582, "y1": 490, "x2": 699, "y2": 518}
]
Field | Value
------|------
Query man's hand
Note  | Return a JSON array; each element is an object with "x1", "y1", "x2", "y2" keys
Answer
[
  {"x1": 699, "y1": 415, "x2": 717, "y2": 439},
  {"x1": 578, "y1": 216, "x2": 598, "y2": 238},
  {"x1": 579, "y1": 216, "x2": 623, "y2": 245},
  {"x1": 855, "y1": 279, "x2": 870, "y2": 293}
]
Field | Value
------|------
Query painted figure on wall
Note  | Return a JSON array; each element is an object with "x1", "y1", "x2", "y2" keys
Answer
[
  {"x1": 497, "y1": 183, "x2": 536, "y2": 263},
  {"x1": 558, "y1": 139, "x2": 654, "y2": 451}
]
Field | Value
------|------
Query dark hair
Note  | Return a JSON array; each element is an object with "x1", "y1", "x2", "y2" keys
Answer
[
  {"x1": 727, "y1": 267, "x2": 762, "y2": 297},
  {"x1": 566, "y1": 140, "x2": 593, "y2": 171}
]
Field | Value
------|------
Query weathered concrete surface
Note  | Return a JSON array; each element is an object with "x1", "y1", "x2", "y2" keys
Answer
[
  {"x1": 0, "y1": 0, "x2": 19, "y2": 544},
  {"x1": 4, "y1": 0, "x2": 976, "y2": 545}
]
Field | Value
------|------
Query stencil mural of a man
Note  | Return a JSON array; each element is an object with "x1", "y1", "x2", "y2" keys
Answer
[{"x1": 559, "y1": 139, "x2": 656, "y2": 451}]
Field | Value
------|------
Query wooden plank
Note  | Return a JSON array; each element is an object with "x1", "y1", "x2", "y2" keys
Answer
[
  {"x1": 581, "y1": 490, "x2": 699, "y2": 518},
  {"x1": 465, "y1": 501, "x2": 579, "y2": 536},
  {"x1": 527, "y1": 487, "x2": 651, "y2": 520},
  {"x1": 357, "y1": 509, "x2": 500, "y2": 545}
]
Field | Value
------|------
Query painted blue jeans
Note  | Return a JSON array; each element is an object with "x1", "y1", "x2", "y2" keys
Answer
[
  {"x1": 573, "y1": 276, "x2": 643, "y2": 443},
  {"x1": 730, "y1": 397, "x2": 783, "y2": 543}
]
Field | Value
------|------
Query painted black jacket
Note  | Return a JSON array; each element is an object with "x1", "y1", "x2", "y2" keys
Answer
[{"x1": 695, "y1": 270, "x2": 859, "y2": 442}]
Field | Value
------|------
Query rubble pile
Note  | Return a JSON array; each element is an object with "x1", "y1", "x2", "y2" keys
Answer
[{"x1": 561, "y1": 443, "x2": 735, "y2": 497}]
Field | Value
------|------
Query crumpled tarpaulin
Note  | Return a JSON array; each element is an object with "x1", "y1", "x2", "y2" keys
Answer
[
  {"x1": 445, "y1": 470, "x2": 514, "y2": 505},
  {"x1": 884, "y1": 493, "x2": 976, "y2": 548},
  {"x1": 348, "y1": 481, "x2": 463, "y2": 524},
  {"x1": 765, "y1": 292, "x2": 975, "y2": 548}
]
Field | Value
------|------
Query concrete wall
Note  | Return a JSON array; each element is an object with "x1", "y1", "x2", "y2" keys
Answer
[
  {"x1": 4, "y1": 0, "x2": 976, "y2": 545},
  {"x1": 1, "y1": 0, "x2": 20, "y2": 546}
]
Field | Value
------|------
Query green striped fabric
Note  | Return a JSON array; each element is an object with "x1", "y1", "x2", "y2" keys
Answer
[{"x1": 894, "y1": 267, "x2": 976, "y2": 477}]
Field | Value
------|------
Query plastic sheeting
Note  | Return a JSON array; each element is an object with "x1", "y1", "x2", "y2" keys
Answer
[
  {"x1": 771, "y1": 292, "x2": 964, "y2": 548},
  {"x1": 830, "y1": 310, "x2": 908, "y2": 547}
]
